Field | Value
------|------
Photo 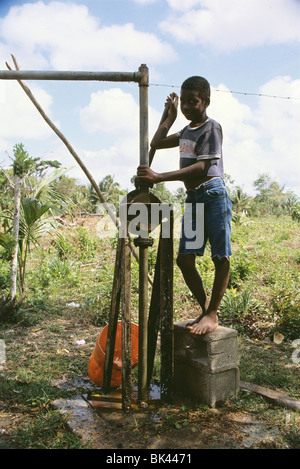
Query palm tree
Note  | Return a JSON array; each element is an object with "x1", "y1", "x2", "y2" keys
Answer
[
  {"x1": 17, "y1": 167, "x2": 71, "y2": 295},
  {"x1": 10, "y1": 144, "x2": 36, "y2": 300},
  {"x1": 89, "y1": 174, "x2": 126, "y2": 214},
  {"x1": 30, "y1": 166, "x2": 74, "y2": 214},
  {"x1": 1, "y1": 145, "x2": 71, "y2": 299},
  {"x1": 231, "y1": 186, "x2": 252, "y2": 214},
  {"x1": 18, "y1": 197, "x2": 55, "y2": 294}
]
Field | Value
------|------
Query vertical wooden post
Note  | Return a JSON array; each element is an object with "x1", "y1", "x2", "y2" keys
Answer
[
  {"x1": 147, "y1": 236, "x2": 162, "y2": 385},
  {"x1": 160, "y1": 208, "x2": 174, "y2": 402},
  {"x1": 122, "y1": 236, "x2": 132, "y2": 412},
  {"x1": 102, "y1": 236, "x2": 124, "y2": 394},
  {"x1": 147, "y1": 206, "x2": 174, "y2": 401}
]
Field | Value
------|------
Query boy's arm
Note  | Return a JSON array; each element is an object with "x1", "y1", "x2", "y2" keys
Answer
[
  {"x1": 150, "y1": 93, "x2": 179, "y2": 149},
  {"x1": 137, "y1": 160, "x2": 210, "y2": 185}
]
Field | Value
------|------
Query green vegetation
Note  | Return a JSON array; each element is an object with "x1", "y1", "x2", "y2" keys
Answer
[{"x1": 0, "y1": 148, "x2": 299, "y2": 448}]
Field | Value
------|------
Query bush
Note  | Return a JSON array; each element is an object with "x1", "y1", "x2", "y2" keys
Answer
[
  {"x1": 228, "y1": 248, "x2": 256, "y2": 289},
  {"x1": 291, "y1": 205, "x2": 300, "y2": 222},
  {"x1": 0, "y1": 295, "x2": 23, "y2": 323},
  {"x1": 82, "y1": 293, "x2": 111, "y2": 326},
  {"x1": 271, "y1": 286, "x2": 300, "y2": 340},
  {"x1": 53, "y1": 233, "x2": 75, "y2": 259},
  {"x1": 75, "y1": 227, "x2": 98, "y2": 260},
  {"x1": 220, "y1": 289, "x2": 265, "y2": 337},
  {"x1": 29, "y1": 257, "x2": 81, "y2": 295}
]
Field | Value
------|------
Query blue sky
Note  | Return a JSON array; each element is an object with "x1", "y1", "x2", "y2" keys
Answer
[{"x1": 0, "y1": 0, "x2": 299, "y2": 196}]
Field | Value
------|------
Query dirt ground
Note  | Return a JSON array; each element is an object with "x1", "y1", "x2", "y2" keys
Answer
[
  {"x1": 51, "y1": 390, "x2": 282, "y2": 450},
  {"x1": 0, "y1": 316, "x2": 290, "y2": 450}
]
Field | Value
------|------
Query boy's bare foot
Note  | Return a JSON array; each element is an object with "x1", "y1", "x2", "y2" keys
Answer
[
  {"x1": 186, "y1": 313, "x2": 204, "y2": 328},
  {"x1": 186, "y1": 313, "x2": 218, "y2": 335}
]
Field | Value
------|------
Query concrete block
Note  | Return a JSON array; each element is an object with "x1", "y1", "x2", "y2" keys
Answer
[{"x1": 174, "y1": 320, "x2": 240, "y2": 407}]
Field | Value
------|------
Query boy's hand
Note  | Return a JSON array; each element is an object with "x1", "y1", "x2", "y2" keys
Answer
[
  {"x1": 137, "y1": 165, "x2": 161, "y2": 184},
  {"x1": 166, "y1": 93, "x2": 178, "y2": 122}
]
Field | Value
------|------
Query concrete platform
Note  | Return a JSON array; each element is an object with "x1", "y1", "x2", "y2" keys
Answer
[{"x1": 174, "y1": 321, "x2": 240, "y2": 407}]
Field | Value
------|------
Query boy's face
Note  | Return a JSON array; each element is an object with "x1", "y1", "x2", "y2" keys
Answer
[{"x1": 180, "y1": 88, "x2": 209, "y2": 124}]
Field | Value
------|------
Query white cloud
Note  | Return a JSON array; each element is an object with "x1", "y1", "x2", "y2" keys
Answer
[
  {"x1": 0, "y1": 79, "x2": 57, "y2": 166},
  {"x1": 0, "y1": 1, "x2": 177, "y2": 70},
  {"x1": 210, "y1": 85, "x2": 255, "y2": 141},
  {"x1": 76, "y1": 87, "x2": 187, "y2": 190},
  {"x1": 161, "y1": 0, "x2": 300, "y2": 52},
  {"x1": 166, "y1": 0, "x2": 202, "y2": 11},
  {"x1": 78, "y1": 87, "x2": 158, "y2": 187},
  {"x1": 77, "y1": 79, "x2": 300, "y2": 196},
  {"x1": 53, "y1": 141, "x2": 140, "y2": 191},
  {"x1": 1, "y1": 74, "x2": 298, "y2": 197},
  {"x1": 80, "y1": 88, "x2": 139, "y2": 136},
  {"x1": 0, "y1": 80, "x2": 57, "y2": 140},
  {"x1": 255, "y1": 76, "x2": 300, "y2": 192},
  {"x1": 0, "y1": 0, "x2": 298, "y2": 197},
  {"x1": 207, "y1": 77, "x2": 300, "y2": 195}
]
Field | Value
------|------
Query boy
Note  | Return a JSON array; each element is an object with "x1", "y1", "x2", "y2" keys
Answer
[{"x1": 137, "y1": 76, "x2": 232, "y2": 335}]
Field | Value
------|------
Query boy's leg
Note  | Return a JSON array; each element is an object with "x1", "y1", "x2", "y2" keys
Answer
[
  {"x1": 176, "y1": 253, "x2": 209, "y2": 316},
  {"x1": 187, "y1": 256, "x2": 230, "y2": 335},
  {"x1": 177, "y1": 178, "x2": 231, "y2": 335}
]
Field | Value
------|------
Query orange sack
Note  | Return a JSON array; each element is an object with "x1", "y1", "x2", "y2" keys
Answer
[{"x1": 88, "y1": 321, "x2": 139, "y2": 388}]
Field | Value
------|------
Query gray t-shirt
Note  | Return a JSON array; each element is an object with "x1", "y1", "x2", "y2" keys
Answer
[{"x1": 177, "y1": 118, "x2": 224, "y2": 177}]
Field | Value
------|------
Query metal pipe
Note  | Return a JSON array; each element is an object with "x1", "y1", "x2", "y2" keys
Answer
[
  {"x1": 138, "y1": 64, "x2": 149, "y2": 167},
  {"x1": 0, "y1": 70, "x2": 142, "y2": 82},
  {"x1": 136, "y1": 64, "x2": 150, "y2": 402},
  {"x1": 138, "y1": 243, "x2": 149, "y2": 401}
]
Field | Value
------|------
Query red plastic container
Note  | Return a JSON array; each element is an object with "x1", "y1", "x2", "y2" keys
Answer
[{"x1": 88, "y1": 321, "x2": 139, "y2": 388}]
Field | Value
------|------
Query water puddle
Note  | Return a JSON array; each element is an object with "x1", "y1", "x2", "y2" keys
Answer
[
  {"x1": 84, "y1": 384, "x2": 162, "y2": 419},
  {"x1": 230, "y1": 414, "x2": 280, "y2": 448}
]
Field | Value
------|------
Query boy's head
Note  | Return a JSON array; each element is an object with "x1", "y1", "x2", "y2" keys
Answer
[{"x1": 181, "y1": 76, "x2": 210, "y2": 106}]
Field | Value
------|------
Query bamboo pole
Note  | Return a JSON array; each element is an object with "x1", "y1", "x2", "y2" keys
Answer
[
  {"x1": 102, "y1": 236, "x2": 124, "y2": 394},
  {"x1": 6, "y1": 56, "x2": 117, "y2": 227},
  {"x1": 148, "y1": 99, "x2": 171, "y2": 166},
  {"x1": 5, "y1": 55, "x2": 142, "y2": 264}
]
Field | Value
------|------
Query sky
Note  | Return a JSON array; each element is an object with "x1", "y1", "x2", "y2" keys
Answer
[{"x1": 0, "y1": 0, "x2": 299, "y2": 197}]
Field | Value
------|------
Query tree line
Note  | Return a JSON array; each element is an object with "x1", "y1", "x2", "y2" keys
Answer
[{"x1": 0, "y1": 144, "x2": 299, "y2": 304}]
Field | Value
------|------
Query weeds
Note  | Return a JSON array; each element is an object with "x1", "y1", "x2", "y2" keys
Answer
[
  {"x1": 0, "y1": 295, "x2": 23, "y2": 323},
  {"x1": 14, "y1": 410, "x2": 86, "y2": 449},
  {"x1": 0, "y1": 215, "x2": 299, "y2": 449}
]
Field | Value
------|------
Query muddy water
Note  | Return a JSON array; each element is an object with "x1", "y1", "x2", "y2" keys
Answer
[{"x1": 86, "y1": 384, "x2": 161, "y2": 412}]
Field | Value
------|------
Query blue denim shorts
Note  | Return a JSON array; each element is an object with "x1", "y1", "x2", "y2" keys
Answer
[{"x1": 178, "y1": 177, "x2": 232, "y2": 258}]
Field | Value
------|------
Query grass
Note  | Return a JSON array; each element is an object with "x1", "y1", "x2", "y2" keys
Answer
[
  {"x1": 0, "y1": 214, "x2": 299, "y2": 449},
  {"x1": 239, "y1": 338, "x2": 299, "y2": 398}
]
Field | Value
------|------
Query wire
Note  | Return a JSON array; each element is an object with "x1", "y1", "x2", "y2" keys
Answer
[{"x1": 149, "y1": 82, "x2": 300, "y2": 100}]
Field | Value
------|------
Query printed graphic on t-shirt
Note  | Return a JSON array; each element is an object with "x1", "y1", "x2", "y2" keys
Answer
[{"x1": 179, "y1": 139, "x2": 197, "y2": 159}]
